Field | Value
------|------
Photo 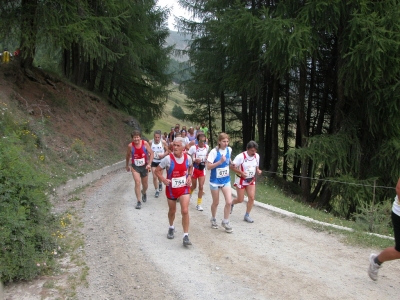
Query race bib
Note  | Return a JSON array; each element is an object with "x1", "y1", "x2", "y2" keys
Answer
[
  {"x1": 197, "y1": 154, "x2": 207, "y2": 162},
  {"x1": 171, "y1": 175, "x2": 186, "y2": 188},
  {"x1": 246, "y1": 167, "x2": 256, "y2": 178},
  {"x1": 216, "y1": 166, "x2": 229, "y2": 178},
  {"x1": 134, "y1": 158, "x2": 145, "y2": 166},
  {"x1": 154, "y1": 151, "x2": 162, "y2": 159}
]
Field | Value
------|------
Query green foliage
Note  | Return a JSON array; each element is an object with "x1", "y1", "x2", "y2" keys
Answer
[
  {"x1": 171, "y1": 104, "x2": 186, "y2": 120},
  {"x1": 0, "y1": 136, "x2": 57, "y2": 282},
  {"x1": 353, "y1": 200, "x2": 393, "y2": 236}
]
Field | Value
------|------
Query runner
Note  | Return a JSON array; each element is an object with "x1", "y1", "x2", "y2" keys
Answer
[
  {"x1": 207, "y1": 132, "x2": 233, "y2": 233},
  {"x1": 150, "y1": 130, "x2": 169, "y2": 198},
  {"x1": 188, "y1": 132, "x2": 209, "y2": 211},
  {"x1": 368, "y1": 178, "x2": 400, "y2": 280},
  {"x1": 167, "y1": 127, "x2": 175, "y2": 144},
  {"x1": 230, "y1": 141, "x2": 262, "y2": 223},
  {"x1": 180, "y1": 129, "x2": 190, "y2": 150},
  {"x1": 125, "y1": 130, "x2": 154, "y2": 209},
  {"x1": 155, "y1": 137, "x2": 194, "y2": 246}
]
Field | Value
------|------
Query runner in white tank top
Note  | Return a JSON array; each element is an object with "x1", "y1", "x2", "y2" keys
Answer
[
  {"x1": 230, "y1": 141, "x2": 262, "y2": 223},
  {"x1": 150, "y1": 130, "x2": 169, "y2": 198}
]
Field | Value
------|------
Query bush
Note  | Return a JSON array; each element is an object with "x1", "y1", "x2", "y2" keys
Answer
[
  {"x1": 0, "y1": 136, "x2": 57, "y2": 282},
  {"x1": 171, "y1": 104, "x2": 185, "y2": 120}
]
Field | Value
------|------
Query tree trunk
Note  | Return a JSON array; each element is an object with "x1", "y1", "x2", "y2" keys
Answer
[
  {"x1": 241, "y1": 90, "x2": 250, "y2": 151},
  {"x1": 298, "y1": 63, "x2": 310, "y2": 201},
  {"x1": 20, "y1": 0, "x2": 39, "y2": 69},
  {"x1": 269, "y1": 75, "x2": 279, "y2": 177},
  {"x1": 220, "y1": 91, "x2": 226, "y2": 132},
  {"x1": 283, "y1": 73, "x2": 290, "y2": 180},
  {"x1": 257, "y1": 69, "x2": 268, "y2": 169},
  {"x1": 264, "y1": 73, "x2": 273, "y2": 170}
]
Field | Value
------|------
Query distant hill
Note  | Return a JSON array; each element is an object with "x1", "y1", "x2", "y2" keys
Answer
[{"x1": 165, "y1": 30, "x2": 190, "y2": 62}]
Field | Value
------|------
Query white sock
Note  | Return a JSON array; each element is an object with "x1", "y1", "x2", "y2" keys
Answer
[
  {"x1": 183, "y1": 233, "x2": 188, "y2": 237},
  {"x1": 223, "y1": 219, "x2": 229, "y2": 223},
  {"x1": 169, "y1": 225, "x2": 174, "y2": 229}
]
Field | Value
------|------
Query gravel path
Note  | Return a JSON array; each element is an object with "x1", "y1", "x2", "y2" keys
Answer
[
  {"x1": 76, "y1": 169, "x2": 400, "y2": 299},
  {"x1": 5, "y1": 169, "x2": 400, "y2": 299}
]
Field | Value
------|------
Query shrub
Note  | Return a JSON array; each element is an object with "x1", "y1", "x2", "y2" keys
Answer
[
  {"x1": 171, "y1": 104, "x2": 185, "y2": 120},
  {"x1": 0, "y1": 136, "x2": 57, "y2": 282}
]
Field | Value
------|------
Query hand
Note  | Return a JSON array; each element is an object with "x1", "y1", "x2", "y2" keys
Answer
[
  {"x1": 164, "y1": 179, "x2": 171, "y2": 186},
  {"x1": 219, "y1": 155, "x2": 226, "y2": 164},
  {"x1": 146, "y1": 164, "x2": 151, "y2": 170},
  {"x1": 126, "y1": 166, "x2": 131, "y2": 172},
  {"x1": 186, "y1": 176, "x2": 192, "y2": 186},
  {"x1": 257, "y1": 169, "x2": 262, "y2": 175}
]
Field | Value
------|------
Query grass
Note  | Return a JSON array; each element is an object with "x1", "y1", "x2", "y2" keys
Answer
[
  {"x1": 231, "y1": 174, "x2": 394, "y2": 249},
  {"x1": 152, "y1": 85, "x2": 198, "y2": 134}
]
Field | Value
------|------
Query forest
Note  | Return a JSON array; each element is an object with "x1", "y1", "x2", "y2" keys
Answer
[
  {"x1": 177, "y1": 0, "x2": 400, "y2": 219},
  {"x1": 1, "y1": 0, "x2": 400, "y2": 219}
]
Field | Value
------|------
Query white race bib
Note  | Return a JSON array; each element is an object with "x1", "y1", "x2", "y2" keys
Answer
[
  {"x1": 154, "y1": 151, "x2": 163, "y2": 159},
  {"x1": 197, "y1": 154, "x2": 206, "y2": 162},
  {"x1": 171, "y1": 175, "x2": 186, "y2": 188},
  {"x1": 246, "y1": 167, "x2": 256, "y2": 178},
  {"x1": 216, "y1": 166, "x2": 229, "y2": 178},
  {"x1": 134, "y1": 158, "x2": 145, "y2": 166}
]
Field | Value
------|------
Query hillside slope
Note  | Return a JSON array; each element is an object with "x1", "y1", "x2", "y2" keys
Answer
[{"x1": 0, "y1": 62, "x2": 137, "y2": 184}]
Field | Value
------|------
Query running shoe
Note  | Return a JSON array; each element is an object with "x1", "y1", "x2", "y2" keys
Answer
[
  {"x1": 135, "y1": 201, "x2": 141, "y2": 209},
  {"x1": 210, "y1": 218, "x2": 218, "y2": 229},
  {"x1": 183, "y1": 235, "x2": 192, "y2": 246},
  {"x1": 368, "y1": 253, "x2": 381, "y2": 281},
  {"x1": 155, "y1": 190, "x2": 160, "y2": 198},
  {"x1": 167, "y1": 228, "x2": 175, "y2": 239},
  {"x1": 221, "y1": 221, "x2": 233, "y2": 233},
  {"x1": 196, "y1": 205, "x2": 203, "y2": 211},
  {"x1": 230, "y1": 204, "x2": 234, "y2": 214},
  {"x1": 159, "y1": 183, "x2": 163, "y2": 191},
  {"x1": 141, "y1": 190, "x2": 147, "y2": 202},
  {"x1": 244, "y1": 215, "x2": 254, "y2": 223}
]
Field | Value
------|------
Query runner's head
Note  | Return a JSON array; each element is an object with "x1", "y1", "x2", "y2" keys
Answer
[
  {"x1": 181, "y1": 129, "x2": 187, "y2": 137},
  {"x1": 246, "y1": 140, "x2": 258, "y2": 156},
  {"x1": 153, "y1": 130, "x2": 162, "y2": 143},
  {"x1": 131, "y1": 130, "x2": 141, "y2": 144},
  {"x1": 173, "y1": 137, "x2": 185, "y2": 156},
  {"x1": 217, "y1": 132, "x2": 229, "y2": 149},
  {"x1": 197, "y1": 133, "x2": 206, "y2": 144}
]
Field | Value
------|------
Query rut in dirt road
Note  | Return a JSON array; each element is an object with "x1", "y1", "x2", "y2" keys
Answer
[{"x1": 77, "y1": 169, "x2": 400, "y2": 300}]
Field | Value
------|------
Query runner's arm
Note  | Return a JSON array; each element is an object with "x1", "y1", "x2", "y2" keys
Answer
[
  {"x1": 144, "y1": 141, "x2": 154, "y2": 169},
  {"x1": 125, "y1": 145, "x2": 132, "y2": 172}
]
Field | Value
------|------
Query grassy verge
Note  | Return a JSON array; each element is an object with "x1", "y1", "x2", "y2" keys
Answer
[{"x1": 244, "y1": 175, "x2": 394, "y2": 249}]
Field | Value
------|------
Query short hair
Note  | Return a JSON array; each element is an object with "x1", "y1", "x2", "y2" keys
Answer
[
  {"x1": 131, "y1": 130, "x2": 141, "y2": 138},
  {"x1": 154, "y1": 130, "x2": 161, "y2": 136},
  {"x1": 246, "y1": 140, "x2": 259, "y2": 150},
  {"x1": 173, "y1": 137, "x2": 186, "y2": 147},
  {"x1": 197, "y1": 133, "x2": 206, "y2": 140}
]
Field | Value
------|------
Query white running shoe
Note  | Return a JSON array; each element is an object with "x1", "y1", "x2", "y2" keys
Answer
[
  {"x1": 368, "y1": 253, "x2": 381, "y2": 281},
  {"x1": 221, "y1": 221, "x2": 233, "y2": 233},
  {"x1": 210, "y1": 218, "x2": 218, "y2": 229},
  {"x1": 196, "y1": 205, "x2": 203, "y2": 211},
  {"x1": 244, "y1": 215, "x2": 254, "y2": 223}
]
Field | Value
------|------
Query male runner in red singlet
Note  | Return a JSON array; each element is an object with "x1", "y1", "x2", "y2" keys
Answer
[
  {"x1": 155, "y1": 137, "x2": 194, "y2": 246},
  {"x1": 126, "y1": 130, "x2": 154, "y2": 209}
]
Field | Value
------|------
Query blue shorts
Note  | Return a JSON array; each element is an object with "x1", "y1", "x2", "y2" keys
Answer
[{"x1": 209, "y1": 182, "x2": 231, "y2": 191}]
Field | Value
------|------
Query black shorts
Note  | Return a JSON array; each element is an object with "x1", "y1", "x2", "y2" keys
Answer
[
  {"x1": 131, "y1": 164, "x2": 148, "y2": 178},
  {"x1": 392, "y1": 211, "x2": 400, "y2": 252},
  {"x1": 151, "y1": 161, "x2": 161, "y2": 168}
]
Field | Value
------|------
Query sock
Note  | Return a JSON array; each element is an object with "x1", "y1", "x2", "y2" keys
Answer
[
  {"x1": 374, "y1": 256, "x2": 382, "y2": 265},
  {"x1": 169, "y1": 225, "x2": 174, "y2": 229},
  {"x1": 245, "y1": 213, "x2": 250, "y2": 217},
  {"x1": 197, "y1": 198, "x2": 202, "y2": 205},
  {"x1": 183, "y1": 233, "x2": 188, "y2": 237},
  {"x1": 223, "y1": 219, "x2": 229, "y2": 223}
]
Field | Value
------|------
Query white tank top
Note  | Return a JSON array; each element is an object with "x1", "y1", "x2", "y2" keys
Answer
[{"x1": 151, "y1": 140, "x2": 165, "y2": 162}]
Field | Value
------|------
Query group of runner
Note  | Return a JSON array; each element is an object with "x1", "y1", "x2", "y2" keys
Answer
[
  {"x1": 125, "y1": 128, "x2": 261, "y2": 246},
  {"x1": 126, "y1": 127, "x2": 400, "y2": 279}
]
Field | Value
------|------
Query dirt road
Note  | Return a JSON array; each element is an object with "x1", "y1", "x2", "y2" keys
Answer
[{"x1": 5, "y1": 169, "x2": 400, "y2": 299}]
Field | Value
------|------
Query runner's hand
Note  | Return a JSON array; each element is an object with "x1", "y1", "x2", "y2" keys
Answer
[{"x1": 126, "y1": 166, "x2": 130, "y2": 172}]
